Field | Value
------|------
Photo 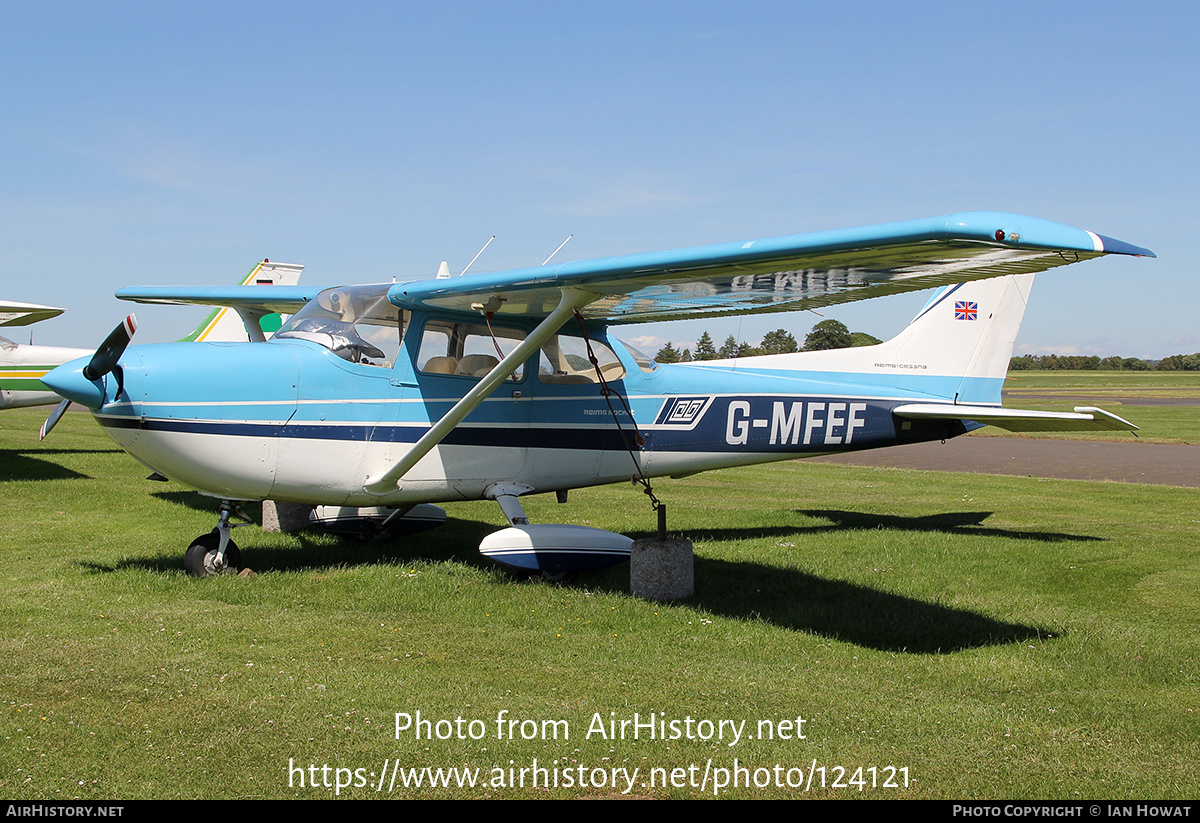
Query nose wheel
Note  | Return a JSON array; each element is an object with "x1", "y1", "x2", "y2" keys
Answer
[
  {"x1": 184, "y1": 531, "x2": 242, "y2": 576},
  {"x1": 184, "y1": 501, "x2": 249, "y2": 577}
]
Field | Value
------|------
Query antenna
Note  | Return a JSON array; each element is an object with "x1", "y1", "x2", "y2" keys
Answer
[
  {"x1": 541, "y1": 235, "x2": 573, "y2": 266},
  {"x1": 460, "y1": 236, "x2": 495, "y2": 277}
]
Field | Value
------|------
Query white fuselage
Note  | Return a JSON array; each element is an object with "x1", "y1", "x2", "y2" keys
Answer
[{"x1": 0, "y1": 341, "x2": 92, "y2": 409}]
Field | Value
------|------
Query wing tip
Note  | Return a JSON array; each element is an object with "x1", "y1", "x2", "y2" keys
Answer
[{"x1": 1092, "y1": 233, "x2": 1156, "y2": 258}]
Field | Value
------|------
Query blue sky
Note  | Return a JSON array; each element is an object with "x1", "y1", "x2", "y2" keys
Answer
[{"x1": 2, "y1": 1, "x2": 1195, "y2": 358}]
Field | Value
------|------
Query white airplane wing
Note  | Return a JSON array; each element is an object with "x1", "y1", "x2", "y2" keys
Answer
[{"x1": 0, "y1": 301, "x2": 65, "y2": 328}]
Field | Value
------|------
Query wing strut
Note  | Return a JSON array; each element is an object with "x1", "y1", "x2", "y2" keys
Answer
[{"x1": 363, "y1": 287, "x2": 599, "y2": 495}]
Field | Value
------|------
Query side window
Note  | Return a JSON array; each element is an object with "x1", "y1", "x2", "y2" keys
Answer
[
  {"x1": 417, "y1": 319, "x2": 527, "y2": 382},
  {"x1": 539, "y1": 335, "x2": 626, "y2": 384}
]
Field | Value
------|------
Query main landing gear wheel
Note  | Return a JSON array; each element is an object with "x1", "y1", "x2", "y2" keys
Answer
[{"x1": 184, "y1": 530, "x2": 242, "y2": 577}]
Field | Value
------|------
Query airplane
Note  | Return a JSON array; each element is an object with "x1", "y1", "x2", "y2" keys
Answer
[
  {"x1": 0, "y1": 301, "x2": 92, "y2": 410},
  {"x1": 39, "y1": 211, "x2": 1154, "y2": 578},
  {"x1": 20, "y1": 260, "x2": 302, "y2": 435}
]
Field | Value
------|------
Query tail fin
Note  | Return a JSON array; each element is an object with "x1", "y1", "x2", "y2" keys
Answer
[
  {"x1": 735, "y1": 274, "x2": 1034, "y2": 405},
  {"x1": 178, "y1": 260, "x2": 304, "y2": 342},
  {"x1": 873, "y1": 273, "x2": 1033, "y2": 404}
]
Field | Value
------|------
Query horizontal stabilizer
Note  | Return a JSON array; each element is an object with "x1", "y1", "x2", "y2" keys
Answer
[{"x1": 892, "y1": 403, "x2": 1138, "y2": 432}]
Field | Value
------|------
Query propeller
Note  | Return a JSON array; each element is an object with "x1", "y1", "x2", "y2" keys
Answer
[
  {"x1": 38, "y1": 398, "x2": 70, "y2": 440},
  {"x1": 84, "y1": 314, "x2": 137, "y2": 381},
  {"x1": 39, "y1": 314, "x2": 137, "y2": 440}
]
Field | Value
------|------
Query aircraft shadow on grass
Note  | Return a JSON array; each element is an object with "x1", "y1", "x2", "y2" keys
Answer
[
  {"x1": 0, "y1": 447, "x2": 120, "y2": 481},
  {"x1": 81, "y1": 499, "x2": 1064, "y2": 654},
  {"x1": 649, "y1": 510, "x2": 1096, "y2": 652},
  {"x1": 682, "y1": 557, "x2": 1053, "y2": 654},
  {"x1": 794, "y1": 509, "x2": 1104, "y2": 543}
]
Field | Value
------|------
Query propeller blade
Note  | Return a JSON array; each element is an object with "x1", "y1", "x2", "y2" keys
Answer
[
  {"x1": 39, "y1": 399, "x2": 71, "y2": 440},
  {"x1": 83, "y1": 314, "x2": 137, "y2": 381}
]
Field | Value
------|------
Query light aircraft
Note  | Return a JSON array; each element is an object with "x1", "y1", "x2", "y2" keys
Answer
[
  {"x1": 25, "y1": 260, "x2": 302, "y2": 435},
  {"x1": 0, "y1": 301, "x2": 92, "y2": 410},
  {"x1": 41, "y1": 212, "x2": 1153, "y2": 577}
]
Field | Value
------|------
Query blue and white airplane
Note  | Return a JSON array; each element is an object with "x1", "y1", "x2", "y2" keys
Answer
[{"x1": 41, "y1": 212, "x2": 1153, "y2": 577}]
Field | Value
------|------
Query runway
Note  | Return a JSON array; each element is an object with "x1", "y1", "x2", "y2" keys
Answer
[{"x1": 808, "y1": 435, "x2": 1200, "y2": 488}]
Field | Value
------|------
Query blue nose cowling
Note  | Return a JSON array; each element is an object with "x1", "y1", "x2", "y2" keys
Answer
[{"x1": 42, "y1": 356, "x2": 109, "y2": 409}]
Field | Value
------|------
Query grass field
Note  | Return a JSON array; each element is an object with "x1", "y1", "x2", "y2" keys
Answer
[
  {"x1": 1, "y1": 399, "x2": 1198, "y2": 800},
  {"x1": 985, "y1": 371, "x2": 1200, "y2": 444},
  {"x1": 1003, "y1": 371, "x2": 1200, "y2": 394}
]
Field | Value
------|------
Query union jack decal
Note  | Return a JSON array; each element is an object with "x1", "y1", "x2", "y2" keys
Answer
[{"x1": 954, "y1": 300, "x2": 978, "y2": 320}]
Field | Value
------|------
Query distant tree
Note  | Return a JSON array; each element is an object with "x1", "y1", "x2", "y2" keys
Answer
[
  {"x1": 680, "y1": 348, "x2": 693, "y2": 362},
  {"x1": 718, "y1": 334, "x2": 741, "y2": 359},
  {"x1": 759, "y1": 329, "x2": 798, "y2": 355},
  {"x1": 848, "y1": 332, "x2": 882, "y2": 347},
  {"x1": 1156, "y1": 353, "x2": 1200, "y2": 371},
  {"x1": 654, "y1": 342, "x2": 681, "y2": 363},
  {"x1": 736, "y1": 341, "x2": 754, "y2": 358},
  {"x1": 694, "y1": 332, "x2": 718, "y2": 361},
  {"x1": 803, "y1": 319, "x2": 852, "y2": 351}
]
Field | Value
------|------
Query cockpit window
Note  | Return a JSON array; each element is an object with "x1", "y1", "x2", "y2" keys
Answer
[
  {"x1": 614, "y1": 339, "x2": 658, "y2": 373},
  {"x1": 275, "y1": 285, "x2": 407, "y2": 367}
]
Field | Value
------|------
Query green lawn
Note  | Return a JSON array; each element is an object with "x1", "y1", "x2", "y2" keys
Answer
[{"x1": 1, "y1": 408, "x2": 1197, "y2": 799}]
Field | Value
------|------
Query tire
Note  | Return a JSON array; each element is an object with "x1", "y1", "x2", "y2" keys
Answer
[{"x1": 184, "y1": 530, "x2": 243, "y2": 577}]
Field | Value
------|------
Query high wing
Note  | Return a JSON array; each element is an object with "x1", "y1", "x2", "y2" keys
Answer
[
  {"x1": 0, "y1": 301, "x2": 65, "y2": 328},
  {"x1": 179, "y1": 260, "x2": 307, "y2": 342},
  {"x1": 116, "y1": 285, "x2": 317, "y2": 315},
  {"x1": 115, "y1": 285, "x2": 320, "y2": 342},
  {"x1": 386, "y1": 211, "x2": 1153, "y2": 322}
]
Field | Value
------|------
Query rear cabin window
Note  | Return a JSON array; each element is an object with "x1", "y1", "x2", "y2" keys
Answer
[
  {"x1": 417, "y1": 319, "x2": 527, "y2": 382},
  {"x1": 538, "y1": 335, "x2": 625, "y2": 384}
]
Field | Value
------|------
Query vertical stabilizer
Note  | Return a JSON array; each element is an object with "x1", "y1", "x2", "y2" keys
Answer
[{"x1": 883, "y1": 273, "x2": 1033, "y2": 404}]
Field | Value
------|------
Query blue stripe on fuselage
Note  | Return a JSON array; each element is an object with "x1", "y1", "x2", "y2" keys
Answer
[{"x1": 97, "y1": 392, "x2": 969, "y2": 455}]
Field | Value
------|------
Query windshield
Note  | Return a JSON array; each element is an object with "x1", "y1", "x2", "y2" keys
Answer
[{"x1": 275, "y1": 285, "x2": 407, "y2": 367}]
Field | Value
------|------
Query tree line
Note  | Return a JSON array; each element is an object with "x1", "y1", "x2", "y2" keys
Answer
[
  {"x1": 1008, "y1": 353, "x2": 1200, "y2": 371},
  {"x1": 653, "y1": 319, "x2": 881, "y2": 363},
  {"x1": 652, "y1": 319, "x2": 1200, "y2": 370}
]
